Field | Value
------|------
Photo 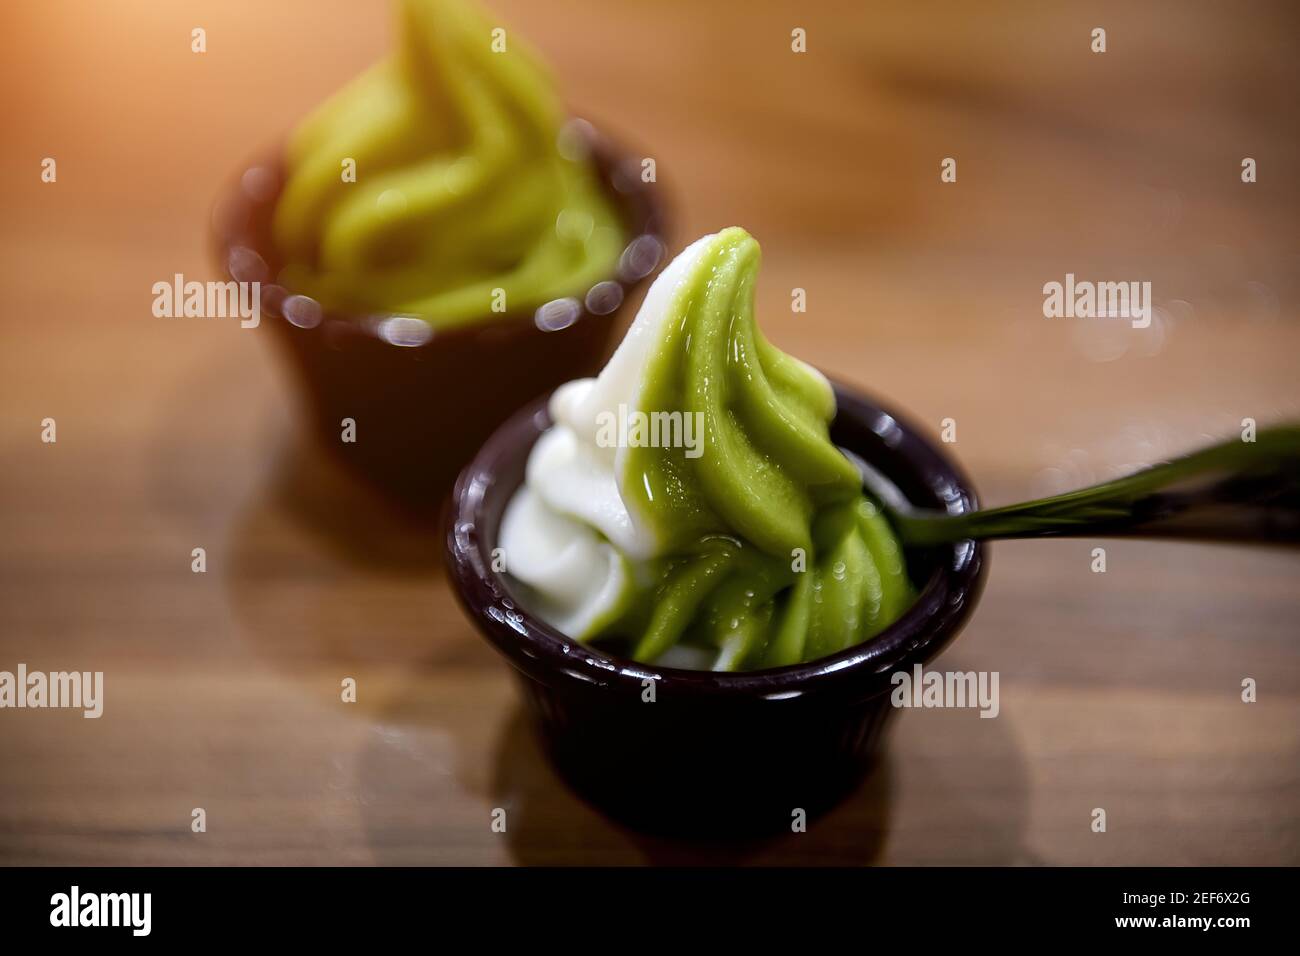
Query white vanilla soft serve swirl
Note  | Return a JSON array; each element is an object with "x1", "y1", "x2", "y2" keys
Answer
[{"x1": 499, "y1": 234, "x2": 719, "y2": 637}]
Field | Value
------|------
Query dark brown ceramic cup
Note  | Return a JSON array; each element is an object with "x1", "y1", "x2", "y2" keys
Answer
[
  {"x1": 212, "y1": 123, "x2": 667, "y2": 516},
  {"x1": 445, "y1": 382, "x2": 987, "y2": 836}
]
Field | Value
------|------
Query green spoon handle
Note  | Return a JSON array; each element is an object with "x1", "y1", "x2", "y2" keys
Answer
[{"x1": 897, "y1": 427, "x2": 1300, "y2": 547}]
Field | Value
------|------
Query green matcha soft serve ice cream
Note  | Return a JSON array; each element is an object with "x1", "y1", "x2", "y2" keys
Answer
[
  {"x1": 272, "y1": 0, "x2": 625, "y2": 329},
  {"x1": 500, "y1": 228, "x2": 914, "y2": 671}
]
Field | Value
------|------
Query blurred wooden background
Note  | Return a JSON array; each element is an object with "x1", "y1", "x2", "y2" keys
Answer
[{"x1": 1, "y1": 0, "x2": 1297, "y2": 864}]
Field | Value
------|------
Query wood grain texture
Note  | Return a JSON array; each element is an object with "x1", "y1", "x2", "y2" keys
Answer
[{"x1": 1, "y1": 0, "x2": 1297, "y2": 865}]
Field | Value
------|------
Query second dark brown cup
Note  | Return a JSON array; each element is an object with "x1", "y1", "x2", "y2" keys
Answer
[{"x1": 212, "y1": 123, "x2": 667, "y2": 516}]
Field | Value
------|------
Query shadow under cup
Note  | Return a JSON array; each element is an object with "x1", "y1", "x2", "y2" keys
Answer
[{"x1": 446, "y1": 384, "x2": 987, "y2": 836}]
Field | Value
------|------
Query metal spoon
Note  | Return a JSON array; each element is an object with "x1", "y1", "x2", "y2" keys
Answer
[{"x1": 850, "y1": 425, "x2": 1300, "y2": 547}]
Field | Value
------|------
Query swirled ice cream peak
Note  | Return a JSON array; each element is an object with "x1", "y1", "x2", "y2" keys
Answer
[
  {"x1": 501, "y1": 228, "x2": 914, "y2": 670},
  {"x1": 272, "y1": 0, "x2": 624, "y2": 329}
]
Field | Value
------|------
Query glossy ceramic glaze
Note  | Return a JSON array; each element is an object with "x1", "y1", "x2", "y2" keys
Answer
[
  {"x1": 213, "y1": 123, "x2": 667, "y2": 515},
  {"x1": 445, "y1": 382, "x2": 987, "y2": 835}
]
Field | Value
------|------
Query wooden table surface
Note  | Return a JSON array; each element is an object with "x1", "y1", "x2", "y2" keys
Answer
[{"x1": 2, "y1": 0, "x2": 1297, "y2": 865}]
